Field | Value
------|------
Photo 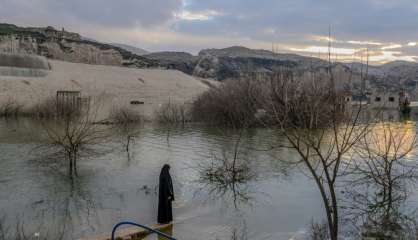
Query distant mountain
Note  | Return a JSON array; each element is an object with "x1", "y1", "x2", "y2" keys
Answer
[
  {"x1": 2, "y1": 23, "x2": 418, "y2": 96},
  {"x1": 199, "y1": 46, "x2": 315, "y2": 62},
  {"x1": 347, "y1": 61, "x2": 418, "y2": 91},
  {"x1": 192, "y1": 46, "x2": 328, "y2": 79},
  {"x1": 110, "y1": 43, "x2": 149, "y2": 56},
  {"x1": 146, "y1": 46, "x2": 418, "y2": 94},
  {"x1": 141, "y1": 46, "x2": 332, "y2": 80},
  {"x1": 144, "y1": 51, "x2": 197, "y2": 75},
  {"x1": 145, "y1": 51, "x2": 195, "y2": 61}
]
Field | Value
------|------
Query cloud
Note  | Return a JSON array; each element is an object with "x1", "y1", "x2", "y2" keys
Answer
[
  {"x1": 0, "y1": 0, "x2": 183, "y2": 27},
  {"x1": 369, "y1": 51, "x2": 418, "y2": 63},
  {"x1": 346, "y1": 40, "x2": 383, "y2": 46},
  {"x1": 0, "y1": 0, "x2": 418, "y2": 63},
  {"x1": 176, "y1": 10, "x2": 223, "y2": 21},
  {"x1": 81, "y1": 24, "x2": 290, "y2": 54},
  {"x1": 311, "y1": 35, "x2": 340, "y2": 43},
  {"x1": 290, "y1": 46, "x2": 357, "y2": 55},
  {"x1": 381, "y1": 44, "x2": 403, "y2": 50},
  {"x1": 178, "y1": 0, "x2": 418, "y2": 41}
]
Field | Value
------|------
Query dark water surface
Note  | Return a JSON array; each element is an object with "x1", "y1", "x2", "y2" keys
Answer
[{"x1": 0, "y1": 119, "x2": 333, "y2": 240}]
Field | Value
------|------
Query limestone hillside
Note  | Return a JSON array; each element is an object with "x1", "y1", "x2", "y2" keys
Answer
[{"x1": 0, "y1": 23, "x2": 158, "y2": 68}]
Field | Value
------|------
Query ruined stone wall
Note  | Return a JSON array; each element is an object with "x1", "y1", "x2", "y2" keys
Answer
[
  {"x1": 0, "y1": 35, "x2": 39, "y2": 54},
  {"x1": 0, "y1": 35, "x2": 124, "y2": 66},
  {"x1": 41, "y1": 41, "x2": 124, "y2": 65}
]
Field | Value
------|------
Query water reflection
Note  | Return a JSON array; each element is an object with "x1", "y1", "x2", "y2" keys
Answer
[
  {"x1": 194, "y1": 129, "x2": 258, "y2": 209},
  {"x1": 0, "y1": 172, "x2": 98, "y2": 239},
  {"x1": 341, "y1": 121, "x2": 418, "y2": 239},
  {"x1": 0, "y1": 120, "x2": 329, "y2": 239}
]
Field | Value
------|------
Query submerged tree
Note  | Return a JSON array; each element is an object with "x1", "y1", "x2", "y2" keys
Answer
[
  {"x1": 39, "y1": 97, "x2": 109, "y2": 179},
  {"x1": 346, "y1": 121, "x2": 418, "y2": 238},
  {"x1": 309, "y1": 220, "x2": 330, "y2": 240},
  {"x1": 110, "y1": 107, "x2": 142, "y2": 154},
  {"x1": 265, "y1": 68, "x2": 371, "y2": 240},
  {"x1": 197, "y1": 128, "x2": 256, "y2": 209}
]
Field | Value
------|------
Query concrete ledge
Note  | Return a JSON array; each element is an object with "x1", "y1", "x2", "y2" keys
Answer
[{"x1": 78, "y1": 223, "x2": 173, "y2": 240}]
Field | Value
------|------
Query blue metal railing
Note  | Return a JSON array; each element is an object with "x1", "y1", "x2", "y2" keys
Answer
[{"x1": 111, "y1": 221, "x2": 177, "y2": 240}]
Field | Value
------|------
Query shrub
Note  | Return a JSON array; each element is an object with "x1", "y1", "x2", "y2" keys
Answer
[
  {"x1": 110, "y1": 107, "x2": 142, "y2": 124},
  {"x1": 0, "y1": 99, "x2": 22, "y2": 118},
  {"x1": 29, "y1": 97, "x2": 59, "y2": 118},
  {"x1": 191, "y1": 77, "x2": 265, "y2": 127},
  {"x1": 155, "y1": 102, "x2": 189, "y2": 124}
]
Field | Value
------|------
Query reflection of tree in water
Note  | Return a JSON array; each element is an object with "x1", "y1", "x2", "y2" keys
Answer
[
  {"x1": 343, "y1": 122, "x2": 418, "y2": 239},
  {"x1": 197, "y1": 129, "x2": 257, "y2": 209},
  {"x1": 0, "y1": 176, "x2": 98, "y2": 240},
  {"x1": 214, "y1": 220, "x2": 248, "y2": 240},
  {"x1": 196, "y1": 128, "x2": 295, "y2": 209},
  {"x1": 229, "y1": 221, "x2": 248, "y2": 240},
  {"x1": 45, "y1": 177, "x2": 98, "y2": 240}
]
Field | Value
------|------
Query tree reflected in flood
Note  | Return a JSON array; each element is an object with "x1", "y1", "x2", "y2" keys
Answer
[
  {"x1": 343, "y1": 121, "x2": 418, "y2": 239},
  {"x1": 0, "y1": 181, "x2": 97, "y2": 240},
  {"x1": 196, "y1": 129, "x2": 257, "y2": 209}
]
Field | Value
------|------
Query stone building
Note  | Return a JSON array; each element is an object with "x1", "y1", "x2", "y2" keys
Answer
[
  {"x1": 43, "y1": 26, "x2": 81, "y2": 41},
  {"x1": 369, "y1": 90, "x2": 405, "y2": 109}
]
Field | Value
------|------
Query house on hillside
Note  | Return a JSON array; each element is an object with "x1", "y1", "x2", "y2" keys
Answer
[{"x1": 43, "y1": 26, "x2": 81, "y2": 41}]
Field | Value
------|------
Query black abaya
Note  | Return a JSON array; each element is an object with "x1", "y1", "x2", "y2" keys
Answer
[{"x1": 158, "y1": 164, "x2": 174, "y2": 224}]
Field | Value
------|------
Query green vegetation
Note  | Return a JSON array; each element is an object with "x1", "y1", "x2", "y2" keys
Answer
[{"x1": 0, "y1": 23, "x2": 18, "y2": 35}]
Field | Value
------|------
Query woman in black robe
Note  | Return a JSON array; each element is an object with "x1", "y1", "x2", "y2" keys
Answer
[{"x1": 158, "y1": 164, "x2": 174, "y2": 224}]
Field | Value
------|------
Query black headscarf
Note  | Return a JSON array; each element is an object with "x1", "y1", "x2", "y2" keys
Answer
[{"x1": 160, "y1": 164, "x2": 174, "y2": 201}]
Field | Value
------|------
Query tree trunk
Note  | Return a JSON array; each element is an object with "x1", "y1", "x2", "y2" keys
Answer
[
  {"x1": 330, "y1": 186, "x2": 339, "y2": 240},
  {"x1": 73, "y1": 152, "x2": 78, "y2": 177},
  {"x1": 126, "y1": 136, "x2": 131, "y2": 152},
  {"x1": 68, "y1": 152, "x2": 73, "y2": 178}
]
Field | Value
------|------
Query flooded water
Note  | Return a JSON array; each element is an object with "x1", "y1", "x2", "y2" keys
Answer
[{"x1": 0, "y1": 119, "x2": 391, "y2": 240}]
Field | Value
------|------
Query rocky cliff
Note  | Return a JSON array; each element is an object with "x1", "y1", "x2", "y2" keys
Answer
[
  {"x1": 151, "y1": 46, "x2": 349, "y2": 81},
  {"x1": 0, "y1": 24, "x2": 158, "y2": 68},
  {"x1": 150, "y1": 46, "x2": 418, "y2": 96},
  {"x1": 144, "y1": 51, "x2": 197, "y2": 75}
]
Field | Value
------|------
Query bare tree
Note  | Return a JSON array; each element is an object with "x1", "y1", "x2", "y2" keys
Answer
[
  {"x1": 197, "y1": 128, "x2": 256, "y2": 209},
  {"x1": 266, "y1": 69, "x2": 371, "y2": 240},
  {"x1": 346, "y1": 121, "x2": 418, "y2": 237},
  {"x1": 309, "y1": 220, "x2": 330, "y2": 240},
  {"x1": 39, "y1": 98, "x2": 109, "y2": 179},
  {"x1": 110, "y1": 107, "x2": 142, "y2": 153}
]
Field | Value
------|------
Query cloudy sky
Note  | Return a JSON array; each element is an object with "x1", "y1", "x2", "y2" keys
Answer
[{"x1": 1, "y1": 0, "x2": 418, "y2": 64}]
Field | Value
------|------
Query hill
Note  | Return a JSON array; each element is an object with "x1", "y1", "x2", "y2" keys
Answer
[
  {"x1": 1, "y1": 23, "x2": 418, "y2": 97},
  {"x1": 0, "y1": 54, "x2": 210, "y2": 120}
]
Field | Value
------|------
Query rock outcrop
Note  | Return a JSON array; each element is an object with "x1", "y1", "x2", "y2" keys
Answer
[
  {"x1": 145, "y1": 51, "x2": 197, "y2": 75},
  {"x1": 146, "y1": 46, "x2": 418, "y2": 97},
  {"x1": 0, "y1": 24, "x2": 158, "y2": 68}
]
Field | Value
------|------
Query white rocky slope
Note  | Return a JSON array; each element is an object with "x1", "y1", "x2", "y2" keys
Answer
[{"x1": 0, "y1": 57, "x2": 211, "y2": 120}]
